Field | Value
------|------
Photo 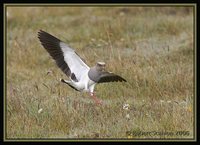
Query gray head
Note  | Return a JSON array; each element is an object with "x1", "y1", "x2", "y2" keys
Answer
[
  {"x1": 96, "y1": 62, "x2": 106, "y2": 71},
  {"x1": 88, "y1": 61, "x2": 105, "y2": 82}
]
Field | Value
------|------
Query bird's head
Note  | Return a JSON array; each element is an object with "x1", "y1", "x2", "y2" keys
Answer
[{"x1": 96, "y1": 62, "x2": 106, "y2": 71}]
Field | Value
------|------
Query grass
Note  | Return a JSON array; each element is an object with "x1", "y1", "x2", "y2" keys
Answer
[{"x1": 6, "y1": 6, "x2": 194, "y2": 140}]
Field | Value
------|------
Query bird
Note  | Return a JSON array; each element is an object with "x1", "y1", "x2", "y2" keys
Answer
[{"x1": 38, "y1": 30, "x2": 126, "y2": 104}]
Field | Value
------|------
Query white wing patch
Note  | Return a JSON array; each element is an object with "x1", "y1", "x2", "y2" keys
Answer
[{"x1": 59, "y1": 42, "x2": 90, "y2": 81}]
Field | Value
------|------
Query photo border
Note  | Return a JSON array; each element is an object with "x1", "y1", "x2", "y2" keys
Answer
[{"x1": 3, "y1": 3, "x2": 197, "y2": 142}]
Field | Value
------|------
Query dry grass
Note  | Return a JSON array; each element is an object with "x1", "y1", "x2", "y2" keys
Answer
[{"x1": 5, "y1": 6, "x2": 194, "y2": 140}]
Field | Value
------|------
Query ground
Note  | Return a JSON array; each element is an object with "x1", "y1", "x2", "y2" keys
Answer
[{"x1": 6, "y1": 6, "x2": 195, "y2": 140}]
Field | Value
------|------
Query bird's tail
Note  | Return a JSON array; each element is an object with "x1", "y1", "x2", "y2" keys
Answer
[{"x1": 60, "y1": 79, "x2": 80, "y2": 92}]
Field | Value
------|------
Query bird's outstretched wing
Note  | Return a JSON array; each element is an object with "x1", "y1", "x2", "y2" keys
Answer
[
  {"x1": 38, "y1": 30, "x2": 90, "y2": 82},
  {"x1": 97, "y1": 72, "x2": 127, "y2": 83}
]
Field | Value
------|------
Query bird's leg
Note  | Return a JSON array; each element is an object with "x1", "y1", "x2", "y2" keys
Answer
[
  {"x1": 89, "y1": 92, "x2": 102, "y2": 105},
  {"x1": 88, "y1": 84, "x2": 102, "y2": 105}
]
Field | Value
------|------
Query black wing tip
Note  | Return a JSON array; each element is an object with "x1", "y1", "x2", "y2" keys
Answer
[
  {"x1": 97, "y1": 74, "x2": 127, "y2": 83},
  {"x1": 38, "y1": 29, "x2": 47, "y2": 34},
  {"x1": 37, "y1": 30, "x2": 47, "y2": 41},
  {"x1": 121, "y1": 78, "x2": 127, "y2": 82},
  {"x1": 117, "y1": 76, "x2": 127, "y2": 82},
  {"x1": 37, "y1": 30, "x2": 56, "y2": 38},
  {"x1": 38, "y1": 29, "x2": 46, "y2": 37},
  {"x1": 37, "y1": 30, "x2": 61, "y2": 44},
  {"x1": 38, "y1": 30, "x2": 49, "y2": 39},
  {"x1": 112, "y1": 73, "x2": 126, "y2": 82}
]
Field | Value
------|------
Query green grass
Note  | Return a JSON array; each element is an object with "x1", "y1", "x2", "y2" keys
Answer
[{"x1": 6, "y1": 6, "x2": 194, "y2": 139}]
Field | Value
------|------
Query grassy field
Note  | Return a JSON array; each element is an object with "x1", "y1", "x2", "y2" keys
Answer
[{"x1": 6, "y1": 6, "x2": 195, "y2": 140}]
